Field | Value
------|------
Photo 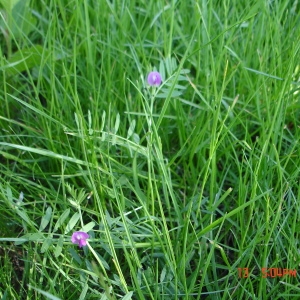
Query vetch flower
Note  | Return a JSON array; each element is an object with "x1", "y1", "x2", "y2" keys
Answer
[
  {"x1": 147, "y1": 71, "x2": 162, "y2": 86},
  {"x1": 71, "y1": 231, "x2": 89, "y2": 248}
]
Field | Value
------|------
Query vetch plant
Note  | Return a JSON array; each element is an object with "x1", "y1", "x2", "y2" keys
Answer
[
  {"x1": 71, "y1": 231, "x2": 89, "y2": 248},
  {"x1": 143, "y1": 59, "x2": 189, "y2": 128}
]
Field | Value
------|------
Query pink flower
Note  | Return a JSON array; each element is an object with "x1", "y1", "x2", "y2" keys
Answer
[
  {"x1": 147, "y1": 71, "x2": 162, "y2": 86},
  {"x1": 71, "y1": 231, "x2": 89, "y2": 248}
]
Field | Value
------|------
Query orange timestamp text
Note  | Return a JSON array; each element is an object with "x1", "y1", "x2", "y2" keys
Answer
[{"x1": 238, "y1": 267, "x2": 297, "y2": 278}]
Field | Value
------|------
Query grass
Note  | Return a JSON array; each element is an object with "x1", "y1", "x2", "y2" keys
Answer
[{"x1": 0, "y1": 0, "x2": 300, "y2": 299}]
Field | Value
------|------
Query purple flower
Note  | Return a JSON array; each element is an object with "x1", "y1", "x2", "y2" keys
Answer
[
  {"x1": 147, "y1": 71, "x2": 162, "y2": 86},
  {"x1": 71, "y1": 231, "x2": 89, "y2": 248}
]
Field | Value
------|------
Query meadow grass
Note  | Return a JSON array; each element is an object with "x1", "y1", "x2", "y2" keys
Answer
[{"x1": 0, "y1": 0, "x2": 300, "y2": 299}]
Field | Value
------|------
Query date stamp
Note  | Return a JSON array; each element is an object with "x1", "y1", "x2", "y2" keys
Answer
[{"x1": 238, "y1": 267, "x2": 297, "y2": 278}]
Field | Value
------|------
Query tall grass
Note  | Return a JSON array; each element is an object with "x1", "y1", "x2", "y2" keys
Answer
[{"x1": 0, "y1": 0, "x2": 300, "y2": 299}]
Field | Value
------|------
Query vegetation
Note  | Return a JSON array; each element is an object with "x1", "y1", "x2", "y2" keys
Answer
[{"x1": 0, "y1": 0, "x2": 300, "y2": 299}]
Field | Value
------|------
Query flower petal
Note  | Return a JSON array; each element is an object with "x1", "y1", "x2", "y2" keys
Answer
[
  {"x1": 147, "y1": 71, "x2": 162, "y2": 86},
  {"x1": 71, "y1": 231, "x2": 89, "y2": 247}
]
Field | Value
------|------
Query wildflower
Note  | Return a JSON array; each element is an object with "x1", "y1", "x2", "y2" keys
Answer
[
  {"x1": 147, "y1": 71, "x2": 162, "y2": 86},
  {"x1": 71, "y1": 231, "x2": 89, "y2": 248}
]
